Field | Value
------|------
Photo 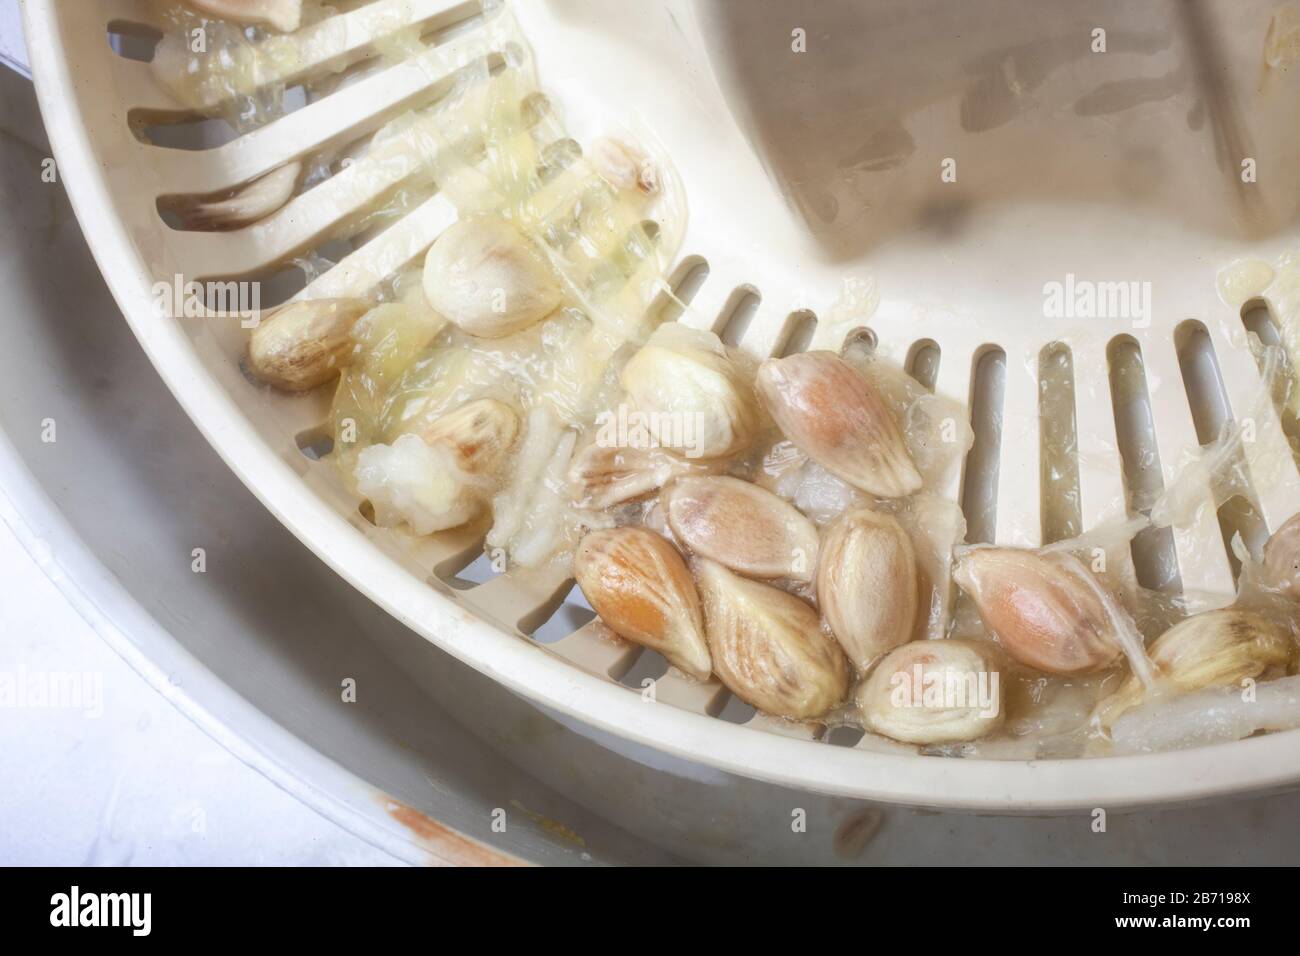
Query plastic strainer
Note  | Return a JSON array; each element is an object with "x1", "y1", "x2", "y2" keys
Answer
[{"x1": 20, "y1": 0, "x2": 1300, "y2": 809}]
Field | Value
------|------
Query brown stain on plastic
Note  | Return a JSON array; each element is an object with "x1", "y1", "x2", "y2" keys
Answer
[
  {"x1": 834, "y1": 808, "x2": 885, "y2": 859},
  {"x1": 510, "y1": 800, "x2": 587, "y2": 848},
  {"x1": 380, "y1": 795, "x2": 528, "y2": 867}
]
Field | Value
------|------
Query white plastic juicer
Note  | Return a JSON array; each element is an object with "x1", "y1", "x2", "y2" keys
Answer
[{"x1": 20, "y1": 0, "x2": 1300, "y2": 808}]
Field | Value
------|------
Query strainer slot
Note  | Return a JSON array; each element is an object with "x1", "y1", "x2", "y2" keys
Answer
[
  {"x1": 1175, "y1": 321, "x2": 1234, "y2": 446},
  {"x1": 300, "y1": 194, "x2": 457, "y2": 301},
  {"x1": 718, "y1": 287, "x2": 761, "y2": 345},
  {"x1": 460, "y1": 568, "x2": 572, "y2": 633},
  {"x1": 427, "y1": 532, "x2": 487, "y2": 586},
  {"x1": 905, "y1": 338, "x2": 940, "y2": 392},
  {"x1": 356, "y1": 500, "x2": 377, "y2": 526},
  {"x1": 1107, "y1": 336, "x2": 1182, "y2": 595},
  {"x1": 140, "y1": 114, "x2": 243, "y2": 151},
  {"x1": 1175, "y1": 320, "x2": 1268, "y2": 583},
  {"x1": 185, "y1": 235, "x2": 356, "y2": 310},
  {"x1": 825, "y1": 726, "x2": 866, "y2": 748},
  {"x1": 715, "y1": 693, "x2": 757, "y2": 726},
  {"x1": 617, "y1": 648, "x2": 670, "y2": 691},
  {"x1": 439, "y1": 549, "x2": 500, "y2": 591},
  {"x1": 256, "y1": 263, "x2": 318, "y2": 308},
  {"x1": 1038, "y1": 342, "x2": 1081, "y2": 545},
  {"x1": 960, "y1": 346, "x2": 1005, "y2": 545},
  {"x1": 843, "y1": 326, "x2": 877, "y2": 361},
  {"x1": 543, "y1": 622, "x2": 639, "y2": 681},
  {"x1": 519, "y1": 582, "x2": 594, "y2": 645},
  {"x1": 107, "y1": 21, "x2": 162, "y2": 64},
  {"x1": 776, "y1": 309, "x2": 818, "y2": 357},
  {"x1": 651, "y1": 672, "x2": 729, "y2": 715},
  {"x1": 294, "y1": 425, "x2": 335, "y2": 461},
  {"x1": 744, "y1": 713, "x2": 826, "y2": 741},
  {"x1": 652, "y1": 255, "x2": 710, "y2": 324},
  {"x1": 1241, "y1": 300, "x2": 1300, "y2": 472},
  {"x1": 1217, "y1": 495, "x2": 1268, "y2": 583}
]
